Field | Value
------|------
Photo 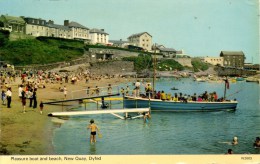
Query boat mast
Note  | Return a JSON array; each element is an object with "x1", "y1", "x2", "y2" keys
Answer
[
  {"x1": 152, "y1": 44, "x2": 156, "y2": 96},
  {"x1": 224, "y1": 76, "x2": 228, "y2": 100}
]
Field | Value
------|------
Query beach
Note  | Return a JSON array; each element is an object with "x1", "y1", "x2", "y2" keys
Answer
[{"x1": 0, "y1": 75, "x2": 132, "y2": 155}]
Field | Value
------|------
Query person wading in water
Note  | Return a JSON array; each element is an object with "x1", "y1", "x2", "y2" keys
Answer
[{"x1": 87, "y1": 119, "x2": 100, "y2": 144}]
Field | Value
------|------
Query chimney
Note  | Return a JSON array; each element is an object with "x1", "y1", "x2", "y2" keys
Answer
[
  {"x1": 64, "y1": 20, "x2": 69, "y2": 26},
  {"x1": 101, "y1": 29, "x2": 104, "y2": 31},
  {"x1": 48, "y1": 20, "x2": 54, "y2": 25}
]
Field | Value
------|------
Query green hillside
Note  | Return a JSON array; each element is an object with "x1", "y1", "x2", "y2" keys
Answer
[{"x1": 0, "y1": 31, "x2": 85, "y2": 66}]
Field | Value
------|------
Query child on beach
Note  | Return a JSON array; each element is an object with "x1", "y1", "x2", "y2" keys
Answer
[
  {"x1": 1, "y1": 90, "x2": 6, "y2": 105},
  {"x1": 63, "y1": 86, "x2": 67, "y2": 99},
  {"x1": 87, "y1": 119, "x2": 99, "y2": 144},
  {"x1": 39, "y1": 101, "x2": 44, "y2": 114}
]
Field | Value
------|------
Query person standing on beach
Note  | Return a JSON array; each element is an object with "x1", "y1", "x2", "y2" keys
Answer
[
  {"x1": 6, "y1": 87, "x2": 12, "y2": 108},
  {"x1": 87, "y1": 119, "x2": 99, "y2": 144},
  {"x1": 1, "y1": 90, "x2": 6, "y2": 105},
  {"x1": 39, "y1": 101, "x2": 44, "y2": 115},
  {"x1": 18, "y1": 85, "x2": 23, "y2": 100},
  {"x1": 63, "y1": 86, "x2": 67, "y2": 99},
  {"x1": 28, "y1": 88, "x2": 33, "y2": 107},
  {"x1": 21, "y1": 89, "x2": 26, "y2": 113},
  {"x1": 86, "y1": 86, "x2": 90, "y2": 96},
  {"x1": 32, "y1": 89, "x2": 37, "y2": 109}
]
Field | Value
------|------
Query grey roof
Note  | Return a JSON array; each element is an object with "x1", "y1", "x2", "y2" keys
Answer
[
  {"x1": 128, "y1": 32, "x2": 152, "y2": 39},
  {"x1": 68, "y1": 21, "x2": 89, "y2": 29},
  {"x1": 89, "y1": 28, "x2": 108, "y2": 35},
  {"x1": 220, "y1": 51, "x2": 244, "y2": 56},
  {"x1": 0, "y1": 15, "x2": 25, "y2": 24},
  {"x1": 46, "y1": 24, "x2": 70, "y2": 31},
  {"x1": 109, "y1": 40, "x2": 129, "y2": 44},
  {"x1": 158, "y1": 47, "x2": 176, "y2": 52}
]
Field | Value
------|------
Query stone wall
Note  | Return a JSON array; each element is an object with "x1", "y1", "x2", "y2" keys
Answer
[
  {"x1": 89, "y1": 60, "x2": 134, "y2": 75},
  {"x1": 88, "y1": 48, "x2": 140, "y2": 61},
  {"x1": 173, "y1": 58, "x2": 192, "y2": 67},
  {"x1": 215, "y1": 66, "x2": 257, "y2": 76}
]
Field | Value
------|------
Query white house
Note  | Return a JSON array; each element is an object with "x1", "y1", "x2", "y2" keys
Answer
[{"x1": 89, "y1": 28, "x2": 109, "y2": 45}]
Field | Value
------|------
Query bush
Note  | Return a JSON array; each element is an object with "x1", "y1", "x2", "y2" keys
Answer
[
  {"x1": 0, "y1": 37, "x2": 84, "y2": 65},
  {"x1": 0, "y1": 30, "x2": 10, "y2": 47},
  {"x1": 191, "y1": 58, "x2": 209, "y2": 72}
]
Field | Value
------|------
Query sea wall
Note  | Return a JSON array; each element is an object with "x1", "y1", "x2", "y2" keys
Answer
[
  {"x1": 215, "y1": 66, "x2": 257, "y2": 76},
  {"x1": 89, "y1": 60, "x2": 134, "y2": 75}
]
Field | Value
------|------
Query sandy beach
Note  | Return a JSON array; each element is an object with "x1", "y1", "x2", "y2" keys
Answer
[{"x1": 0, "y1": 75, "x2": 133, "y2": 155}]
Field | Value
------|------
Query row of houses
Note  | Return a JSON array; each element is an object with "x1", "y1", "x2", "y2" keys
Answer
[
  {"x1": 0, "y1": 15, "x2": 110, "y2": 45},
  {"x1": 0, "y1": 14, "x2": 154, "y2": 51},
  {"x1": 1, "y1": 14, "x2": 255, "y2": 70}
]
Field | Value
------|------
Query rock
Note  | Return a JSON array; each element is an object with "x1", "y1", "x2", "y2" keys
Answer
[
  {"x1": 0, "y1": 147, "x2": 10, "y2": 155},
  {"x1": 20, "y1": 149, "x2": 25, "y2": 152}
]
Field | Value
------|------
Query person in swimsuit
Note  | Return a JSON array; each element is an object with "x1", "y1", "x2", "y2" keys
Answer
[
  {"x1": 87, "y1": 119, "x2": 99, "y2": 144},
  {"x1": 232, "y1": 136, "x2": 238, "y2": 145}
]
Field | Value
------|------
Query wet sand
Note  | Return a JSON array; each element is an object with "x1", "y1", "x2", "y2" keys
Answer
[{"x1": 0, "y1": 77, "x2": 133, "y2": 155}]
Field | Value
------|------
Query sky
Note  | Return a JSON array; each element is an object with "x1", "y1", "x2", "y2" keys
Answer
[{"x1": 0, "y1": 0, "x2": 259, "y2": 63}]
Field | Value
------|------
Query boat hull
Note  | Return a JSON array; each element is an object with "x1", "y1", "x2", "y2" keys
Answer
[{"x1": 123, "y1": 96, "x2": 238, "y2": 112}]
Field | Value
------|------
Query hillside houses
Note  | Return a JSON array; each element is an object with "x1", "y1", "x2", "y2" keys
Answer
[
  {"x1": 0, "y1": 15, "x2": 91, "y2": 42},
  {"x1": 0, "y1": 14, "x2": 252, "y2": 71}
]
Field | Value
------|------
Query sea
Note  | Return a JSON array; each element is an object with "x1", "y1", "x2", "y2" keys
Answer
[{"x1": 51, "y1": 78, "x2": 260, "y2": 155}]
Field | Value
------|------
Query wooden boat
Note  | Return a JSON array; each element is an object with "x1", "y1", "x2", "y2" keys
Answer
[
  {"x1": 123, "y1": 52, "x2": 238, "y2": 112},
  {"x1": 236, "y1": 77, "x2": 245, "y2": 81},
  {"x1": 246, "y1": 77, "x2": 259, "y2": 83},
  {"x1": 170, "y1": 87, "x2": 178, "y2": 90},
  {"x1": 123, "y1": 96, "x2": 238, "y2": 112}
]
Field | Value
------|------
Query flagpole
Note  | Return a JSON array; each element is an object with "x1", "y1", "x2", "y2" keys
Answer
[{"x1": 152, "y1": 44, "x2": 156, "y2": 98}]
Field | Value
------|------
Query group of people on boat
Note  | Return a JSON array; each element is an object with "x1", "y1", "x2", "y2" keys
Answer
[
  {"x1": 138, "y1": 89, "x2": 223, "y2": 102},
  {"x1": 124, "y1": 80, "x2": 228, "y2": 102}
]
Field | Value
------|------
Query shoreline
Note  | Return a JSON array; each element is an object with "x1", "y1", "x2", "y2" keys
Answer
[
  {"x1": 1, "y1": 71, "x2": 259, "y2": 155},
  {"x1": 0, "y1": 76, "x2": 133, "y2": 155}
]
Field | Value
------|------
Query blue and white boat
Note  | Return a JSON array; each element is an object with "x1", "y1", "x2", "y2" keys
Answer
[{"x1": 123, "y1": 96, "x2": 238, "y2": 112}]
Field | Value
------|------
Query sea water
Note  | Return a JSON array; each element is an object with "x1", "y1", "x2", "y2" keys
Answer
[{"x1": 52, "y1": 78, "x2": 260, "y2": 154}]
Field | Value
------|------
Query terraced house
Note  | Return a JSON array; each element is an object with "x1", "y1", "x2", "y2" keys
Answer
[
  {"x1": 24, "y1": 17, "x2": 48, "y2": 36},
  {"x1": 64, "y1": 20, "x2": 90, "y2": 41},
  {"x1": 0, "y1": 14, "x2": 91, "y2": 42}
]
